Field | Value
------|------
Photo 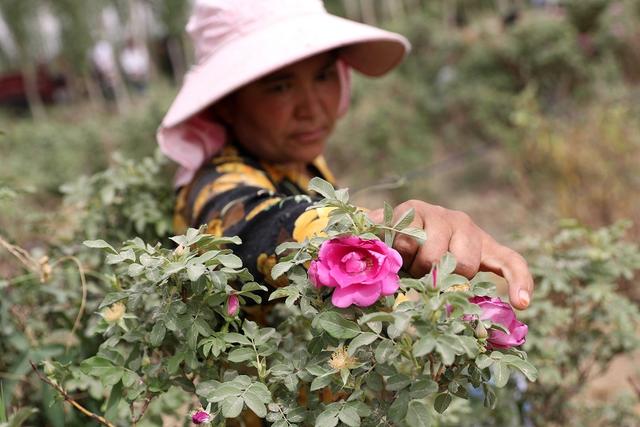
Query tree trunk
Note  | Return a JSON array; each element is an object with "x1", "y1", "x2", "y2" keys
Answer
[
  {"x1": 21, "y1": 61, "x2": 46, "y2": 121},
  {"x1": 342, "y1": 0, "x2": 360, "y2": 20},
  {"x1": 167, "y1": 36, "x2": 187, "y2": 85},
  {"x1": 359, "y1": 0, "x2": 377, "y2": 25}
]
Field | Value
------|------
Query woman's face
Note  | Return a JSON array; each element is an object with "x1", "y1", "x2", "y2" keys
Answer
[{"x1": 217, "y1": 52, "x2": 342, "y2": 165}]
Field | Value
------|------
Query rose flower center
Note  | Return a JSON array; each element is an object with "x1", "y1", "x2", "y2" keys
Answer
[{"x1": 341, "y1": 251, "x2": 371, "y2": 274}]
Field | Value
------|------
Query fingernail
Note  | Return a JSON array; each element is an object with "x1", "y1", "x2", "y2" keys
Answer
[{"x1": 519, "y1": 290, "x2": 530, "y2": 306}]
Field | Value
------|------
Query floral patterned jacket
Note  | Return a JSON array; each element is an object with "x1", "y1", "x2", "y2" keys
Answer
[{"x1": 174, "y1": 142, "x2": 334, "y2": 299}]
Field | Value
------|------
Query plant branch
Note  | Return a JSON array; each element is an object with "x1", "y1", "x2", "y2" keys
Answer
[
  {"x1": 29, "y1": 361, "x2": 116, "y2": 427},
  {"x1": 51, "y1": 256, "x2": 88, "y2": 350}
]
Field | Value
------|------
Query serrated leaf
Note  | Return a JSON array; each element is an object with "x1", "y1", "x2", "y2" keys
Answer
[
  {"x1": 98, "y1": 292, "x2": 128, "y2": 309},
  {"x1": 187, "y1": 264, "x2": 206, "y2": 282},
  {"x1": 475, "y1": 354, "x2": 494, "y2": 369},
  {"x1": 228, "y1": 347, "x2": 255, "y2": 363},
  {"x1": 347, "y1": 333, "x2": 378, "y2": 356},
  {"x1": 221, "y1": 396, "x2": 244, "y2": 418},
  {"x1": 492, "y1": 361, "x2": 511, "y2": 388},
  {"x1": 83, "y1": 239, "x2": 116, "y2": 253},
  {"x1": 308, "y1": 177, "x2": 336, "y2": 199},
  {"x1": 6, "y1": 407, "x2": 38, "y2": 427},
  {"x1": 317, "y1": 312, "x2": 360, "y2": 339},
  {"x1": 406, "y1": 400, "x2": 431, "y2": 427},
  {"x1": 413, "y1": 335, "x2": 436, "y2": 357},
  {"x1": 315, "y1": 406, "x2": 339, "y2": 427},
  {"x1": 434, "y1": 393, "x2": 452, "y2": 414},
  {"x1": 397, "y1": 227, "x2": 426, "y2": 245},
  {"x1": 386, "y1": 374, "x2": 411, "y2": 391},
  {"x1": 224, "y1": 333, "x2": 252, "y2": 346},
  {"x1": 310, "y1": 373, "x2": 334, "y2": 391},
  {"x1": 358, "y1": 312, "x2": 395, "y2": 324},
  {"x1": 244, "y1": 391, "x2": 267, "y2": 418},
  {"x1": 149, "y1": 322, "x2": 166, "y2": 347},
  {"x1": 271, "y1": 261, "x2": 294, "y2": 280},
  {"x1": 393, "y1": 208, "x2": 415, "y2": 230},
  {"x1": 383, "y1": 202, "x2": 394, "y2": 226},
  {"x1": 338, "y1": 406, "x2": 360, "y2": 427},
  {"x1": 217, "y1": 254, "x2": 243, "y2": 269}
]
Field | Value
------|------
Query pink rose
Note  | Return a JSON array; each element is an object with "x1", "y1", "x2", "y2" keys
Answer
[
  {"x1": 469, "y1": 296, "x2": 528, "y2": 349},
  {"x1": 308, "y1": 236, "x2": 402, "y2": 308},
  {"x1": 191, "y1": 410, "x2": 211, "y2": 424},
  {"x1": 226, "y1": 294, "x2": 239, "y2": 316}
]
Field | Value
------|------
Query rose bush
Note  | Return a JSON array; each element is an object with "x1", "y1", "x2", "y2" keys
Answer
[
  {"x1": 38, "y1": 178, "x2": 535, "y2": 427},
  {"x1": 308, "y1": 236, "x2": 402, "y2": 307}
]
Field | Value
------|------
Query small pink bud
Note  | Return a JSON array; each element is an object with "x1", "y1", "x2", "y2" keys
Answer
[
  {"x1": 191, "y1": 410, "x2": 211, "y2": 424},
  {"x1": 227, "y1": 294, "x2": 239, "y2": 316},
  {"x1": 432, "y1": 266, "x2": 438, "y2": 289}
]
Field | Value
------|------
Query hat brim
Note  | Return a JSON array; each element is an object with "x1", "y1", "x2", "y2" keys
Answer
[{"x1": 162, "y1": 14, "x2": 410, "y2": 128}]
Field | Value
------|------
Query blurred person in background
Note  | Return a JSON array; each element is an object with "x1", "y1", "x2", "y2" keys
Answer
[
  {"x1": 120, "y1": 37, "x2": 150, "y2": 94},
  {"x1": 91, "y1": 38, "x2": 118, "y2": 101},
  {"x1": 157, "y1": 0, "x2": 534, "y2": 322}
]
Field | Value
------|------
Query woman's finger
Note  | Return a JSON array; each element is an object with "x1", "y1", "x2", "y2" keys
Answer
[{"x1": 479, "y1": 234, "x2": 534, "y2": 310}]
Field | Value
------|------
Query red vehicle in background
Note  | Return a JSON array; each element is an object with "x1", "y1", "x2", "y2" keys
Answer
[{"x1": 0, "y1": 66, "x2": 66, "y2": 110}]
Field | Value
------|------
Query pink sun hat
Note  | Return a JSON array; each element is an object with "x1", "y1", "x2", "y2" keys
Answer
[{"x1": 158, "y1": 0, "x2": 411, "y2": 186}]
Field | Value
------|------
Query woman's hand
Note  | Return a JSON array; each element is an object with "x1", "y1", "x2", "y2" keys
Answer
[{"x1": 368, "y1": 200, "x2": 533, "y2": 310}]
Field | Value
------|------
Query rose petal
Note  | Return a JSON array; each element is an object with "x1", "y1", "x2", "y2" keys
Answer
[{"x1": 331, "y1": 282, "x2": 382, "y2": 308}]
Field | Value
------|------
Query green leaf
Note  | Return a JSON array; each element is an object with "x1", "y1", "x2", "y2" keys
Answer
[
  {"x1": 122, "y1": 370, "x2": 139, "y2": 388},
  {"x1": 386, "y1": 374, "x2": 411, "y2": 391},
  {"x1": 224, "y1": 333, "x2": 252, "y2": 346},
  {"x1": 383, "y1": 202, "x2": 394, "y2": 226},
  {"x1": 439, "y1": 253, "x2": 457, "y2": 276},
  {"x1": 310, "y1": 373, "x2": 334, "y2": 391},
  {"x1": 195, "y1": 380, "x2": 220, "y2": 400},
  {"x1": 434, "y1": 393, "x2": 452, "y2": 414},
  {"x1": 83, "y1": 239, "x2": 116, "y2": 253},
  {"x1": 410, "y1": 379, "x2": 438, "y2": 399},
  {"x1": 347, "y1": 333, "x2": 378, "y2": 356},
  {"x1": 149, "y1": 322, "x2": 166, "y2": 347},
  {"x1": 338, "y1": 406, "x2": 360, "y2": 427},
  {"x1": 315, "y1": 406, "x2": 339, "y2": 427},
  {"x1": 98, "y1": 292, "x2": 128, "y2": 309},
  {"x1": 435, "y1": 340, "x2": 457, "y2": 366},
  {"x1": 228, "y1": 348, "x2": 255, "y2": 363},
  {"x1": 393, "y1": 208, "x2": 414, "y2": 230},
  {"x1": 492, "y1": 361, "x2": 511, "y2": 388},
  {"x1": 187, "y1": 264, "x2": 206, "y2": 281},
  {"x1": 502, "y1": 355, "x2": 538, "y2": 382},
  {"x1": 308, "y1": 177, "x2": 336, "y2": 199},
  {"x1": 374, "y1": 340, "x2": 397, "y2": 363},
  {"x1": 218, "y1": 254, "x2": 243, "y2": 269},
  {"x1": 105, "y1": 382, "x2": 123, "y2": 421},
  {"x1": 475, "y1": 354, "x2": 494, "y2": 369},
  {"x1": 244, "y1": 391, "x2": 267, "y2": 418},
  {"x1": 271, "y1": 261, "x2": 294, "y2": 280},
  {"x1": 80, "y1": 356, "x2": 116, "y2": 377},
  {"x1": 389, "y1": 391, "x2": 409, "y2": 423},
  {"x1": 397, "y1": 227, "x2": 426, "y2": 245},
  {"x1": 167, "y1": 352, "x2": 185, "y2": 374},
  {"x1": 317, "y1": 312, "x2": 360, "y2": 339},
  {"x1": 209, "y1": 383, "x2": 242, "y2": 402},
  {"x1": 413, "y1": 335, "x2": 436, "y2": 357},
  {"x1": 406, "y1": 400, "x2": 432, "y2": 427},
  {"x1": 358, "y1": 312, "x2": 395, "y2": 324},
  {"x1": 6, "y1": 407, "x2": 38, "y2": 427},
  {"x1": 221, "y1": 396, "x2": 244, "y2": 418}
]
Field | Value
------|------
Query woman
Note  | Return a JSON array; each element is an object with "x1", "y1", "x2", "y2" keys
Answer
[{"x1": 157, "y1": 0, "x2": 533, "y2": 314}]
